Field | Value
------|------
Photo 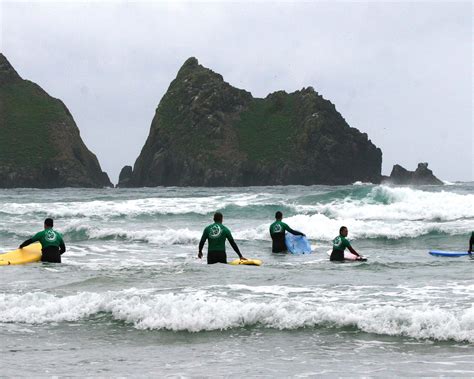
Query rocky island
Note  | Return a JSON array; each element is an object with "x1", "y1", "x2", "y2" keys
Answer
[
  {"x1": 0, "y1": 54, "x2": 112, "y2": 188},
  {"x1": 383, "y1": 163, "x2": 443, "y2": 185},
  {"x1": 118, "y1": 57, "x2": 382, "y2": 187}
]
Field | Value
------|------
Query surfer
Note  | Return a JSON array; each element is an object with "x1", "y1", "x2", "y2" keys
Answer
[
  {"x1": 19, "y1": 218, "x2": 66, "y2": 263},
  {"x1": 330, "y1": 226, "x2": 363, "y2": 261},
  {"x1": 269, "y1": 211, "x2": 305, "y2": 253},
  {"x1": 469, "y1": 231, "x2": 473, "y2": 256},
  {"x1": 198, "y1": 212, "x2": 247, "y2": 264}
]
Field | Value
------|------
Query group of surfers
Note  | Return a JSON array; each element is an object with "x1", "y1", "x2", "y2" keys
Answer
[{"x1": 19, "y1": 214, "x2": 474, "y2": 264}]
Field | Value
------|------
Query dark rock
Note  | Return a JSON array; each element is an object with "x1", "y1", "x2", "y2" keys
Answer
[
  {"x1": 0, "y1": 54, "x2": 112, "y2": 188},
  {"x1": 383, "y1": 162, "x2": 443, "y2": 185},
  {"x1": 0, "y1": 54, "x2": 21, "y2": 86},
  {"x1": 117, "y1": 165, "x2": 133, "y2": 187},
  {"x1": 119, "y1": 57, "x2": 382, "y2": 187}
]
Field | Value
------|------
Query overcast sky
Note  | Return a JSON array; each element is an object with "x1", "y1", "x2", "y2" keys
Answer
[{"x1": 1, "y1": 1, "x2": 472, "y2": 183}]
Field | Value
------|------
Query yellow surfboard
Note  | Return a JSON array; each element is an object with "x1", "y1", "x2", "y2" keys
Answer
[
  {"x1": 229, "y1": 258, "x2": 262, "y2": 266},
  {"x1": 0, "y1": 243, "x2": 42, "y2": 266}
]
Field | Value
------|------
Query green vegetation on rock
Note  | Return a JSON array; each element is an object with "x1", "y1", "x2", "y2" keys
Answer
[
  {"x1": 0, "y1": 54, "x2": 112, "y2": 188},
  {"x1": 0, "y1": 81, "x2": 63, "y2": 165},
  {"x1": 235, "y1": 95, "x2": 297, "y2": 163}
]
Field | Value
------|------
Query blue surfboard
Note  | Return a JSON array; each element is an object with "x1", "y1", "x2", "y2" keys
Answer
[
  {"x1": 285, "y1": 234, "x2": 312, "y2": 254},
  {"x1": 429, "y1": 250, "x2": 471, "y2": 257}
]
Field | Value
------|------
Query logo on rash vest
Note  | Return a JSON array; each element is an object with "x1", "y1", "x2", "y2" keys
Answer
[
  {"x1": 209, "y1": 225, "x2": 222, "y2": 239},
  {"x1": 272, "y1": 224, "x2": 283, "y2": 233},
  {"x1": 333, "y1": 236, "x2": 342, "y2": 248},
  {"x1": 45, "y1": 230, "x2": 57, "y2": 242}
]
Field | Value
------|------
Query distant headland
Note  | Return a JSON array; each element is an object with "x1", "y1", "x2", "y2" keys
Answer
[
  {"x1": 0, "y1": 54, "x2": 442, "y2": 188},
  {"x1": 0, "y1": 54, "x2": 112, "y2": 188}
]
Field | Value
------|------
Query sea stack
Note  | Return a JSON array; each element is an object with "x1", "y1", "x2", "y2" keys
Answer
[
  {"x1": 0, "y1": 54, "x2": 112, "y2": 188},
  {"x1": 119, "y1": 57, "x2": 382, "y2": 187},
  {"x1": 383, "y1": 163, "x2": 443, "y2": 185}
]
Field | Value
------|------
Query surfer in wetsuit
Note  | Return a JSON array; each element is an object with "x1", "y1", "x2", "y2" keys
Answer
[
  {"x1": 19, "y1": 218, "x2": 66, "y2": 263},
  {"x1": 468, "y1": 231, "x2": 473, "y2": 256},
  {"x1": 330, "y1": 226, "x2": 362, "y2": 261},
  {"x1": 198, "y1": 212, "x2": 246, "y2": 264},
  {"x1": 269, "y1": 211, "x2": 305, "y2": 253}
]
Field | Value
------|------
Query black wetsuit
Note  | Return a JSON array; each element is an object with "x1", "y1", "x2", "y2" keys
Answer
[
  {"x1": 269, "y1": 220, "x2": 304, "y2": 253},
  {"x1": 41, "y1": 245, "x2": 64, "y2": 263},
  {"x1": 207, "y1": 251, "x2": 227, "y2": 265},
  {"x1": 469, "y1": 232, "x2": 473, "y2": 254},
  {"x1": 330, "y1": 250, "x2": 345, "y2": 261}
]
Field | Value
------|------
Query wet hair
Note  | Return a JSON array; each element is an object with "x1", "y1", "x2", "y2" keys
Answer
[
  {"x1": 339, "y1": 226, "x2": 347, "y2": 234},
  {"x1": 275, "y1": 211, "x2": 283, "y2": 220},
  {"x1": 213, "y1": 212, "x2": 223, "y2": 223},
  {"x1": 44, "y1": 218, "x2": 54, "y2": 227}
]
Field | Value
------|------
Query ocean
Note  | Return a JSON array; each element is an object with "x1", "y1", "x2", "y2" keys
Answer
[{"x1": 1, "y1": 183, "x2": 473, "y2": 376}]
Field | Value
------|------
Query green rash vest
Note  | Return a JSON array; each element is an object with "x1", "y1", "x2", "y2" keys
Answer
[
  {"x1": 30, "y1": 228, "x2": 64, "y2": 248},
  {"x1": 269, "y1": 220, "x2": 290, "y2": 235},
  {"x1": 333, "y1": 235, "x2": 351, "y2": 252},
  {"x1": 200, "y1": 223, "x2": 234, "y2": 252}
]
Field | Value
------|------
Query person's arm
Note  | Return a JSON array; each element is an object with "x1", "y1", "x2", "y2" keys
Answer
[
  {"x1": 348, "y1": 246, "x2": 361, "y2": 257},
  {"x1": 287, "y1": 227, "x2": 305, "y2": 237},
  {"x1": 344, "y1": 237, "x2": 361, "y2": 257},
  {"x1": 59, "y1": 237, "x2": 66, "y2": 255},
  {"x1": 346, "y1": 237, "x2": 362, "y2": 258},
  {"x1": 198, "y1": 229, "x2": 207, "y2": 259},
  {"x1": 227, "y1": 231, "x2": 245, "y2": 260},
  {"x1": 19, "y1": 232, "x2": 40, "y2": 249},
  {"x1": 19, "y1": 239, "x2": 34, "y2": 249},
  {"x1": 285, "y1": 223, "x2": 305, "y2": 237}
]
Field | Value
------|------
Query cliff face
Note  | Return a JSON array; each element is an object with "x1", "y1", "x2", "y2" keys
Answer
[
  {"x1": 0, "y1": 54, "x2": 112, "y2": 188},
  {"x1": 120, "y1": 57, "x2": 382, "y2": 187}
]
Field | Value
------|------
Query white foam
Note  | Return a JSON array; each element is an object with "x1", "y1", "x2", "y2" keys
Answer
[
  {"x1": 1, "y1": 288, "x2": 472, "y2": 342},
  {"x1": 2, "y1": 185, "x2": 472, "y2": 242},
  {"x1": 239, "y1": 185, "x2": 474, "y2": 240},
  {"x1": 0, "y1": 192, "x2": 278, "y2": 218},
  {"x1": 64, "y1": 224, "x2": 201, "y2": 245},
  {"x1": 54, "y1": 212, "x2": 472, "y2": 243},
  {"x1": 277, "y1": 214, "x2": 471, "y2": 240},
  {"x1": 294, "y1": 186, "x2": 474, "y2": 221}
]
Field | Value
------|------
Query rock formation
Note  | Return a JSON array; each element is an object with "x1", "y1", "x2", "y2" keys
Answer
[
  {"x1": 117, "y1": 165, "x2": 133, "y2": 188},
  {"x1": 383, "y1": 163, "x2": 443, "y2": 185},
  {"x1": 119, "y1": 57, "x2": 382, "y2": 187},
  {"x1": 0, "y1": 54, "x2": 112, "y2": 188}
]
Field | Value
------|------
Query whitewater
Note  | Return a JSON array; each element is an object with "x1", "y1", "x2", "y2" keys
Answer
[{"x1": 1, "y1": 183, "x2": 473, "y2": 376}]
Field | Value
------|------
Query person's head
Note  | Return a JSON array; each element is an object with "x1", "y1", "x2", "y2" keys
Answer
[
  {"x1": 44, "y1": 218, "x2": 54, "y2": 229},
  {"x1": 213, "y1": 212, "x2": 223, "y2": 223},
  {"x1": 275, "y1": 211, "x2": 283, "y2": 220},
  {"x1": 339, "y1": 226, "x2": 348, "y2": 237}
]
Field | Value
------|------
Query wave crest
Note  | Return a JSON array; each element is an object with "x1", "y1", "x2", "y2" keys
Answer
[{"x1": 1, "y1": 290, "x2": 472, "y2": 342}]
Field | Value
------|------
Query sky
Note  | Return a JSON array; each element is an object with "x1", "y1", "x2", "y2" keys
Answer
[{"x1": 1, "y1": 1, "x2": 472, "y2": 183}]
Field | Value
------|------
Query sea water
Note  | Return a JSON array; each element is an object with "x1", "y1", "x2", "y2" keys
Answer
[{"x1": 1, "y1": 184, "x2": 473, "y2": 376}]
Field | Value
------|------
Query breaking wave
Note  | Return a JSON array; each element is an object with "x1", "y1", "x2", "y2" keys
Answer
[
  {"x1": 1, "y1": 286, "x2": 472, "y2": 342},
  {"x1": 1, "y1": 185, "x2": 472, "y2": 242}
]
